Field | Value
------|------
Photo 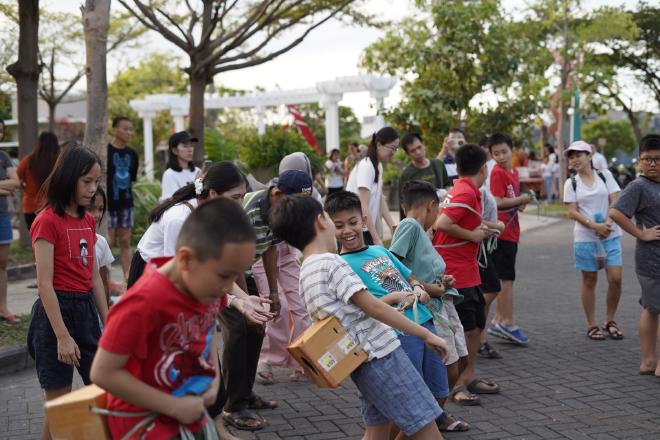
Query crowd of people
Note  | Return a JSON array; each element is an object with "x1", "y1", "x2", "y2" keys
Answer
[{"x1": 0, "y1": 113, "x2": 659, "y2": 440}]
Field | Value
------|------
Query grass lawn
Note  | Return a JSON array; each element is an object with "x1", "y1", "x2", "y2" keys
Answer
[
  {"x1": 8, "y1": 241, "x2": 35, "y2": 266},
  {"x1": 538, "y1": 202, "x2": 569, "y2": 218},
  {"x1": 0, "y1": 314, "x2": 31, "y2": 348}
]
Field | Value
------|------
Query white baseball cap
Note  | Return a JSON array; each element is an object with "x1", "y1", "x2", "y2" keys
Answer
[{"x1": 564, "y1": 140, "x2": 593, "y2": 156}]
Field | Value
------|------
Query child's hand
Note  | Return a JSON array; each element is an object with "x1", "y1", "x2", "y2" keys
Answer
[
  {"x1": 441, "y1": 275, "x2": 455, "y2": 289},
  {"x1": 593, "y1": 223, "x2": 612, "y2": 240},
  {"x1": 470, "y1": 227, "x2": 487, "y2": 243},
  {"x1": 640, "y1": 225, "x2": 660, "y2": 242},
  {"x1": 235, "y1": 296, "x2": 275, "y2": 325},
  {"x1": 418, "y1": 291, "x2": 431, "y2": 305},
  {"x1": 200, "y1": 381, "x2": 219, "y2": 407},
  {"x1": 519, "y1": 194, "x2": 532, "y2": 205},
  {"x1": 172, "y1": 396, "x2": 205, "y2": 425},
  {"x1": 495, "y1": 221, "x2": 505, "y2": 233},
  {"x1": 57, "y1": 334, "x2": 81, "y2": 367},
  {"x1": 424, "y1": 332, "x2": 449, "y2": 363}
]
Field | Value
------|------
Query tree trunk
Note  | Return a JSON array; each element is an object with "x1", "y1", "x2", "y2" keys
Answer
[
  {"x1": 81, "y1": 0, "x2": 110, "y2": 236},
  {"x1": 189, "y1": 73, "x2": 208, "y2": 163},
  {"x1": 48, "y1": 100, "x2": 56, "y2": 132},
  {"x1": 6, "y1": 0, "x2": 40, "y2": 248}
]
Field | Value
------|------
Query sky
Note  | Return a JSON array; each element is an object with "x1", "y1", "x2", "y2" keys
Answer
[{"x1": 42, "y1": 0, "x2": 647, "y2": 121}]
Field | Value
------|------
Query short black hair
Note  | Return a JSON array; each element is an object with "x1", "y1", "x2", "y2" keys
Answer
[
  {"x1": 111, "y1": 116, "x2": 131, "y2": 128},
  {"x1": 91, "y1": 187, "x2": 107, "y2": 223},
  {"x1": 486, "y1": 133, "x2": 513, "y2": 152},
  {"x1": 639, "y1": 134, "x2": 660, "y2": 153},
  {"x1": 325, "y1": 190, "x2": 362, "y2": 217},
  {"x1": 402, "y1": 180, "x2": 438, "y2": 210},
  {"x1": 449, "y1": 128, "x2": 465, "y2": 136},
  {"x1": 45, "y1": 146, "x2": 101, "y2": 218},
  {"x1": 456, "y1": 143, "x2": 487, "y2": 176},
  {"x1": 269, "y1": 195, "x2": 324, "y2": 251},
  {"x1": 401, "y1": 132, "x2": 423, "y2": 153},
  {"x1": 176, "y1": 198, "x2": 256, "y2": 261}
]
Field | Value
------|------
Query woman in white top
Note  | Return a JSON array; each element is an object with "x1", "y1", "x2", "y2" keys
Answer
[
  {"x1": 128, "y1": 161, "x2": 247, "y2": 287},
  {"x1": 160, "y1": 131, "x2": 201, "y2": 201},
  {"x1": 325, "y1": 149, "x2": 344, "y2": 195},
  {"x1": 345, "y1": 126, "x2": 399, "y2": 245},
  {"x1": 562, "y1": 141, "x2": 624, "y2": 341}
]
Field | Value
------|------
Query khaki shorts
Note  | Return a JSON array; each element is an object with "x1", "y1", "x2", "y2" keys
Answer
[{"x1": 433, "y1": 297, "x2": 468, "y2": 365}]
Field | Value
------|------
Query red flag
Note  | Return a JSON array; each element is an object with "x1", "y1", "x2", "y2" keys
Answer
[{"x1": 287, "y1": 104, "x2": 321, "y2": 153}]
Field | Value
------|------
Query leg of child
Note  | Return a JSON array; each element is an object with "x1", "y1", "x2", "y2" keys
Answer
[
  {"x1": 446, "y1": 362, "x2": 460, "y2": 390},
  {"x1": 41, "y1": 388, "x2": 72, "y2": 440},
  {"x1": 639, "y1": 308, "x2": 658, "y2": 373},
  {"x1": 456, "y1": 328, "x2": 480, "y2": 388},
  {"x1": 496, "y1": 280, "x2": 514, "y2": 327},
  {"x1": 604, "y1": 266, "x2": 623, "y2": 335},
  {"x1": 117, "y1": 227, "x2": 132, "y2": 280},
  {"x1": 581, "y1": 272, "x2": 598, "y2": 331},
  {"x1": 480, "y1": 292, "x2": 497, "y2": 346}
]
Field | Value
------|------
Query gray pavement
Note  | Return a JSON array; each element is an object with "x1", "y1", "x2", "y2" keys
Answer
[{"x1": 3, "y1": 218, "x2": 660, "y2": 439}]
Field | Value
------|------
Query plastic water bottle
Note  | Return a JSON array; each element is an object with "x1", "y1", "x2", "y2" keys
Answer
[{"x1": 594, "y1": 212, "x2": 606, "y2": 270}]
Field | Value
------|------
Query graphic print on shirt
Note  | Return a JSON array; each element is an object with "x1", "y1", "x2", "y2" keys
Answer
[
  {"x1": 361, "y1": 256, "x2": 412, "y2": 293},
  {"x1": 154, "y1": 305, "x2": 220, "y2": 397},
  {"x1": 112, "y1": 152, "x2": 132, "y2": 201},
  {"x1": 65, "y1": 227, "x2": 94, "y2": 267}
]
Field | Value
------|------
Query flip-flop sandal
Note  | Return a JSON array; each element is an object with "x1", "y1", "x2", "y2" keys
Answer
[
  {"x1": 248, "y1": 396, "x2": 278, "y2": 410},
  {"x1": 289, "y1": 370, "x2": 306, "y2": 381},
  {"x1": 602, "y1": 321, "x2": 623, "y2": 340},
  {"x1": 0, "y1": 314, "x2": 20, "y2": 324},
  {"x1": 256, "y1": 364, "x2": 275, "y2": 385},
  {"x1": 438, "y1": 416, "x2": 470, "y2": 432},
  {"x1": 467, "y1": 378, "x2": 500, "y2": 395},
  {"x1": 451, "y1": 385, "x2": 480, "y2": 406},
  {"x1": 587, "y1": 326, "x2": 606, "y2": 340},
  {"x1": 221, "y1": 409, "x2": 266, "y2": 431},
  {"x1": 478, "y1": 341, "x2": 502, "y2": 359}
]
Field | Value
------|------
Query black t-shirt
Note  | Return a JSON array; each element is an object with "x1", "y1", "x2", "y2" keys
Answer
[{"x1": 107, "y1": 143, "x2": 139, "y2": 211}]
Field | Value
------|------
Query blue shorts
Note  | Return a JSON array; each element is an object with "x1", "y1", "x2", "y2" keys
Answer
[
  {"x1": 350, "y1": 346, "x2": 442, "y2": 436},
  {"x1": 574, "y1": 237, "x2": 622, "y2": 272},
  {"x1": 108, "y1": 208, "x2": 133, "y2": 229},
  {"x1": 0, "y1": 214, "x2": 13, "y2": 244},
  {"x1": 398, "y1": 320, "x2": 450, "y2": 398}
]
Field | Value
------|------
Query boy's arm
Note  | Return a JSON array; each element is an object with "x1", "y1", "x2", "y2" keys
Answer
[
  {"x1": 99, "y1": 266, "x2": 110, "y2": 300},
  {"x1": 435, "y1": 213, "x2": 486, "y2": 243},
  {"x1": 350, "y1": 289, "x2": 448, "y2": 360},
  {"x1": 493, "y1": 194, "x2": 531, "y2": 209},
  {"x1": 262, "y1": 245, "x2": 281, "y2": 317},
  {"x1": 91, "y1": 262, "x2": 108, "y2": 324},
  {"x1": 91, "y1": 348, "x2": 205, "y2": 424},
  {"x1": 609, "y1": 208, "x2": 660, "y2": 242}
]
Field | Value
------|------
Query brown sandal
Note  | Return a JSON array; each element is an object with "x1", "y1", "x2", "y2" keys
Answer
[
  {"x1": 602, "y1": 321, "x2": 623, "y2": 340},
  {"x1": 451, "y1": 385, "x2": 481, "y2": 406},
  {"x1": 222, "y1": 409, "x2": 265, "y2": 431},
  {"x1": 587, "y1": 326, "x2": 605, "y2": 340}
]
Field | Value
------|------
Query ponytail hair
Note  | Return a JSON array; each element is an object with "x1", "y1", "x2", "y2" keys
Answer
[
  {"x1": 149, "y1": 161, "x2": 245, "y2": 223},
  {"x1": 367, "y1": 126, "x2": 399, "y2": 182}
]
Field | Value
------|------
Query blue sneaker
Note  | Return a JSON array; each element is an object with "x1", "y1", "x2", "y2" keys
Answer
[
  {"x1": 486, "y1": 325, "x2": 509, "y2": 341},
  {"x1": 495, "y1": 323, "x2": 529, "y2": 346}
]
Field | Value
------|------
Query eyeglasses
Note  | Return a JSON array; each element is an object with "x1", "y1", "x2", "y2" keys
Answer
[
  {"x1": 381, "y1": 143, "x2": 399, "y2": 152},
  {"x1": 640, "y1": 157, "x2": 660, "y2": 165}
]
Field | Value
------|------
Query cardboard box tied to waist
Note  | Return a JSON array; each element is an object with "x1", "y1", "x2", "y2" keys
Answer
[
  {"x1": 288, "y1": 316, "x2": 367, "y2": 388},
  {"x1": 45, "y1": 384, "x2": 111, "y2": 440}
]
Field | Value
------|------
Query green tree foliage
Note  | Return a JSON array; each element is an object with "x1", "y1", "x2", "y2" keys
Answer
[
  {"x1": 238, "y1": 126, "x2": 323, "y2": 180},
  {"x1": 362, "y1": 0, "x2": 552, "y2": 153},
  {"x1": 295, "y1": 103, "x2": 362, "y2": 154},
  {"x1": 108, "y1": 52, "x2": 189, "y2": 157},
  {"x1": 581, "y1": 118, "x2": 637, "y2": 157}
]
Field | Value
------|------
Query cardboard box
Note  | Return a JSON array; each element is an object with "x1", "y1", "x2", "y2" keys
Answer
[
  {"x1": 288, "y1": 316, "x2": 367, "y2": 388},
  {"x1": 45, "y1": 385, "x2": 110, "y2": 440}
]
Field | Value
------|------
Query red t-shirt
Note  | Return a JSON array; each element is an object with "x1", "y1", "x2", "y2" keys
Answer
[
  {"x1": 99, "y1": 257, "x2": 227, "y2": 439},
  {"x1": 490, "y1": 164, "x2": 521, "y2": 243},
  {"x1": 30, "y1": 206, "x2": 96, "y2": 293},
  {"x1": 432, "y1": 177, "x2": 482, "y2": 289}
]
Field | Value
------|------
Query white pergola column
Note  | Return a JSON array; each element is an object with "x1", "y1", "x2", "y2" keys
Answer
[
  {"x1": 256, "y1": 105, "x2": 266, "y2": 135},
  {"x1": 139, "y1": 111, "x2": 156, "y2": 181},
  {"x1": 171, "y1": 107, "x2": 187, "y2": 132},
  {"x1": 321, "y1": 94, "x2": 341, "y2": 154}
]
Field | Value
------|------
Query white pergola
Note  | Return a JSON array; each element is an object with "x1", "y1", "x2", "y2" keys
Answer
[{"x1": 129, "y1": 74, "x2": 396, "y2": 180}]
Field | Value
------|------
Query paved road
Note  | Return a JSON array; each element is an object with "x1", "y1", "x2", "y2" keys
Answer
[{"x1": 2, "y1": 219, "x2": 659, "y2": 439}]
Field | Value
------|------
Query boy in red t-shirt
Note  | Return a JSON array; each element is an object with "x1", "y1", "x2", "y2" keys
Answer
[
  {"x1": 486, "y1": 133, "x2": 532, "y2": 346},
  {"x1": 91, "y1": 199, "x2": 257, "y2": 439},
  {"x1": 433, "y1": 143, "x2": 500, "y2": 404}
]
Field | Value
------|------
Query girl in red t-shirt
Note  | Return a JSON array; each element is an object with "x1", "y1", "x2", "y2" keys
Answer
[{"x1": 27, "y1": 146, "x2": 108, "y2": 440}]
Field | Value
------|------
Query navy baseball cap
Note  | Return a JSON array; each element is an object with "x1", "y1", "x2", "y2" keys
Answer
[
  {"x1": 276, "y1": 169, "x2": 313, "y2": 195},
  {"x1": 169, "y1": 131, "x2": 198, "y2": 150}
]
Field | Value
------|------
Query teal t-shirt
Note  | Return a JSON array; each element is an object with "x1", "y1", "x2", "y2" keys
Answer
[
  {"x1": 389, "y1": 218, "x2": 446, "y2": 285},
  {"x1": 341, "y1": 245, "x2": 433, "y2": 324}
]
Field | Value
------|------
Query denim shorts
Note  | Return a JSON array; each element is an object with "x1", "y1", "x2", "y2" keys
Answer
[
  {"x1": 350, "y1": 346, "x2": 442, "y2": 436},
  {"x1": 0, "y1": 214, "x2": 13, "y2": 244},
  {"x1": 27, "y1": 291, "x2": 101, "y2": 389},
  {"x1": 108, "y1": 207, "x2": 134, "y2": 229},
  {"x1": 574, "y1": 237, "x2": 622, "y2": 272},
  {"x1": 398, "y1": 320, "x2": 450, "y2": 399}
]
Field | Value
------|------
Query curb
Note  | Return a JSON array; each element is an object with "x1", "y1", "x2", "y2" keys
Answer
[
  {"x1": 0, "y1": 345, "x2": 34, "y2": 376},
  {"x1": 8, "y1": 263, "x2": 35, "y2": 282}
]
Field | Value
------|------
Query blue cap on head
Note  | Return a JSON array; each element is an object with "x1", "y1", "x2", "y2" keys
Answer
[{"x1": 276, "y1": 169, "x2": 313, "y2": 196}]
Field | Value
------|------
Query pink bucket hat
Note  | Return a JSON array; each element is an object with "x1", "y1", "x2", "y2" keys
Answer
[{"x1": 564, "y1": 140, "x2": 593, "y2": 156}]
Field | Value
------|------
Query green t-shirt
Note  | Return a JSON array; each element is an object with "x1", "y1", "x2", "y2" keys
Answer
[
  {"x1": 389, "y1": 218, "x2": 446, "y2": 285},
  {"x1": 400, "y1": 159, "x2": 450, "y2": 196}
]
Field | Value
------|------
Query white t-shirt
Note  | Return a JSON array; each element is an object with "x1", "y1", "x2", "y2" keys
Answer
[
  {"x1": 160, "y1": 167, "x2": 200, "y2": 201},
  {"x1": 95, "y1": 234, "x2": 114, "y2": 268},
  {"x1": 325, "y1": 159, "x2": 344, "y2": 189},
  {"x1": 137, "y1": 199, "x2": 198, "y2": 260},
  {"x1": 485, "y1": 159, "x2": 496, "y2": 189},
  {"x1": 563, "y1": 169, "x2": 621, "y2": 242},
  {"x1": 592, "y1": 152, "x2": 608, "y2": 171},
  {"x1": 346, "y1": 158, "x2": 384, "y2": 234}
]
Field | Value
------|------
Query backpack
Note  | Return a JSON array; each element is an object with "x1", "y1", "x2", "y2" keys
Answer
[{"x1": 571, "y1": 170, "x2": 606, "y2": 192}]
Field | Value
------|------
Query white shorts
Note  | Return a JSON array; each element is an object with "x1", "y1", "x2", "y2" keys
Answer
[{"x1": 433, "y1": 297, "x2": 468, "y2": 365}]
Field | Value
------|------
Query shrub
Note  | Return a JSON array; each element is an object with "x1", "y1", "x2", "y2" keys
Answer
[{"x1": 131, "y1": 175, "x2": 161, "y2": 242}]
